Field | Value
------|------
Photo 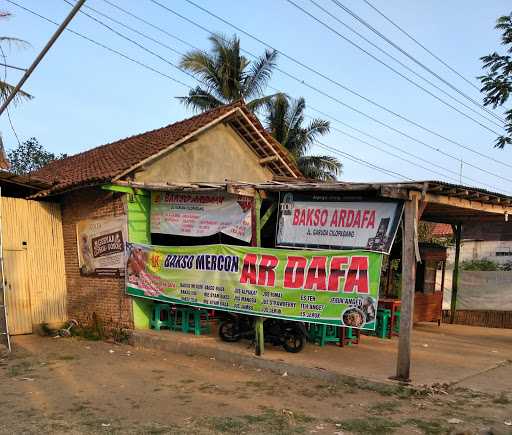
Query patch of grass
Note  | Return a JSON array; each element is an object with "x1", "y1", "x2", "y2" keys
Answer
[
  {"x1": 369, "y1": 401, "x2": 401, "y2": 414},
  {"x1": 338, "y1": 417, "x2": 399, "y2": 434},
  {"x1": 243, "y1": 380, "x2": 278, "y2": 394},
  {"x1": 201, "y1": 408, "x2": 314, "y2": 434},
  {"x1": 7, "y1": 360, "x2": 33, "y2": 377},
  {"x1": 406, "y1": 418, "x2": 448, "y2": 435},
  {"x1": 57, "y1": 355, "x2": 76, "y2": 361},
  {"x1": 336, "y1": 375, "x2": 417, "y2": 399},
  {"x1": 493, "y1": 392, "x2": 510, "y2": 404}
]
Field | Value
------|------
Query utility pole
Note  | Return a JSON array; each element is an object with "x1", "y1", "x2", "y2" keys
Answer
[{"x1": 0, "y1": 0, "x2": 86, "y2": 116}]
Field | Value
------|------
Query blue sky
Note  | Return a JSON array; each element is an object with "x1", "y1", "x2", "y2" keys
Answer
[{"x1": 1, "y1": 0, "x2": 511, "y2": 193}]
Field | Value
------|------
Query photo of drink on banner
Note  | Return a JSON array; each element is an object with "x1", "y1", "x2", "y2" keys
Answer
[{"x1": 276, "y1": 192, "x2": 404, "y2": 254}]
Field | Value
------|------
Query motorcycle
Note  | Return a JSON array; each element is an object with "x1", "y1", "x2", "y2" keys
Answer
[{"x1": 218, "y1": 314, "x2": 307, "y2": 353}]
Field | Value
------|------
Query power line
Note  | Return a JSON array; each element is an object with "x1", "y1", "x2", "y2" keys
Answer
[
  {"x1": 11, "y1": 0, "x2": 414, "y2": 183},
  {"x1": 101, "y1": 0, "x2": 197, "y2": 52},
  {"x1": 361, "y1": 0, "x2": 482, "y2": 93},
  {"x1": 329, "y1": 0, "x2": 503, "y2": 124},
  {"x1": 62, "y1": 0, "x2": 198, "y2": 82},
  {"x1": 306, "y1": 110, "x2": 508, "y2": 192},
  {"x1": 5, "y1": 0, "x2": 194, "y2": 89},
  {"x1": 82, "y1": 1, "x2": 512, "y2": 190},
  {"x1": 0, "y1": 62, "x2": 26, "y2": 72},
  {"x1": 74, "y1": 0, "x2": 512, "y2": 189},
  {"x1": 3, "y1": 0, "x2": 419, "y2": 183},
  {"x1": 9, "y1": 0, "x2": 512, "y2": 191},
  {"x1": 310, "y1": 0, "x2": 503, "y2": 127},
  {"x1": 0, "y1": 0, "x2": 86, "y2": 117},
  {"x1": 153, "y1": 0, "x2": 512, "y2": 174},
  {"x1": 285, "y1": 0, "x2": 502, "y2": 136},
  {"x1": 306, "y1": 104, "x2": 462, "y2": 179},
  {"x1": 309, "y1": 113, "x2": 458, "y2": 183},
  {"x1": 316, "y1": 141, "x2": 412, "y2": 181},
  {"x1": 97, "y1": 0, "x2": 474, "y2": 185}
]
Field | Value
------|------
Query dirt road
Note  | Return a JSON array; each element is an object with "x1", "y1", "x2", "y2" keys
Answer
[{"x1": 1, "y1": 335, "x2": 511, "y2": 434}]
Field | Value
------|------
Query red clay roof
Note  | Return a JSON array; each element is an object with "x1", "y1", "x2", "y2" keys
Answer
[
  {"x1": 32, "y1": 101, "x2": 300, "y2": 196},
  {"x1": 431, "y1": 223, "x2": 453, "y2": 237}
]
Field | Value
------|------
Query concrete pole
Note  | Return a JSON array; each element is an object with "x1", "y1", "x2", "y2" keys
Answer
[
  {"x1": 395, "y1": 193, "x2": 419, "y2": 382},
  {"x1": 449, "y1": 223, "x2": 462, "y2": 324},
  {"x1": 0, "y1": 0, "x2": 86, "y2": 116}
]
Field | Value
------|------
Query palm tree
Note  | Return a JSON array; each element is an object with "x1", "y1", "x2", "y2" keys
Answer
[
  {"x1": 178, "y1": 33, "x2": 277, "y2": 112},
  {"x1": 0, "y1": 11, "x2": 31, "y2": 104},
  {"x1": 265, "y1": 94, "x2": 342, "y2": 181}
]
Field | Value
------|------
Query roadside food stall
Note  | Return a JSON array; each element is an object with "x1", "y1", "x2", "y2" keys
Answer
[
  {"x1": 100, "y1": 179, "x2": 512, "y2": 382},
  {"x1": 115, "y1": 182, "x2": 403, "y2": 355}
]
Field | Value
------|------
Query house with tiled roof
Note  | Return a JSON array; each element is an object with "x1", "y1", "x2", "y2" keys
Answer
[{"x1": 29, "y1": 101, "x2": 301, "y2": 330}]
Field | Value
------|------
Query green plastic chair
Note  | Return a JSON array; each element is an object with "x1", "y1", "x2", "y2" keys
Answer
[
  {"x1": 376, "y1": 308, "x2": 391, "y2": 339},
  {"x1": 150, "y1": 304, "x2": 173, "y2": 330}
]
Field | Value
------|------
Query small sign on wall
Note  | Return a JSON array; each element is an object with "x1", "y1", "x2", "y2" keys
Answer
[{"x1": 76, "y1": 215, "x2": 128, "y2": 277}]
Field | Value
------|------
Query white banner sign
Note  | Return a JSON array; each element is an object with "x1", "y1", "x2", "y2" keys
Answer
[
  {"x1": 150, "y1": 191, "x2": 252, "y2": 242},
  {"x1": 77, "y1": 215, "x2": 127, "y2": 276},
  {"x1": 277, "y1": 193, "x2": 403, "y2": 254}
]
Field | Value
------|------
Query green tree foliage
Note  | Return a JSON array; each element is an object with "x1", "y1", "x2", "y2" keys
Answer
[
  {"x1": 479, "y1": 12, "x2": 512, "y2": 148},
  {"x1": 178, "y1": 33, "x2": 277, "y2": 112},
  {"x1": 264, "y1": 94, "x2": 342, "y2": 180},
  {"x1": 179, "y1": 34, "x2": 343, "y2": 180},
  {"x1": 7, "y1": 137, "x2": 66, "y2": 174}
]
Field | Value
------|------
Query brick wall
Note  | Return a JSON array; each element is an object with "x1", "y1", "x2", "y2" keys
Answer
[{"x1": 61, "y1": 187, "x2": 133, "y2": 330}]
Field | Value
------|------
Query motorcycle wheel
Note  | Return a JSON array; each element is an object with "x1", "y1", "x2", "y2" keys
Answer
[
  {"x1": 282, "y1": 332, "x2": 305, "y2": 353},
  {"x1": 219, "y1": 320, "x2": 241, "y2": 342}
]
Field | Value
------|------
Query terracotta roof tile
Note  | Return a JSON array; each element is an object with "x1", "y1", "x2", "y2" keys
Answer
[
  {"x1": 431, "y1": 223, "x2": 453, "y2": 237},
  {"x1": 32, "y1": 101, "x2": 297, "y2": 196}
]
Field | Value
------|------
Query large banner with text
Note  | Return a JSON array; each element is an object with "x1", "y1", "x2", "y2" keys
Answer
[
  {"x1": 277, "y1": 192, "x2": 403, "y2": 254},
  {"x1": 126, "y1": 243, "x2": 383, "y2": 329},
  {"x1": 150, "y1": 191, "x2": 252, "y2": 242}
]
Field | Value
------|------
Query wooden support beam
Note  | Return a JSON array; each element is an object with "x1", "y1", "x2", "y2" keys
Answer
[
  {"x1": 418, "y1": 200, "x2": 428, "y2": 219},
  {"x1": 253, "y1": 192, "x2": 265, "y2": 356},
  {"x1": 259, "y1": 155, "x2": 280, "y2": 164},
  {"x1": 423, "y1": 192, "x2": 512, "y2": 215},
  {"x1": 101, "y1": 183, "x2": 148, "y2": 196},
  {"x1": 395, "y1": 192, "x2": 419, "y2": 382},
  {"x1": 450, "y1": 223, "x2": 462, "y2": 324}
]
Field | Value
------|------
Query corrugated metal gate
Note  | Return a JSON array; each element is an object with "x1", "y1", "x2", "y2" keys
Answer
[{"x1": 2, "y1": 197, "x2": 67, "y2": 335}]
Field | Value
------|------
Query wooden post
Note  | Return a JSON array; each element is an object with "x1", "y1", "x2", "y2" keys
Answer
[
  {"x1": 395, "y1": 193, "x2": 419, "y2": 382},
  {"x1": 450, "y1": 223, "x2": 462, "y2": 324},
  {"x1": 253, "y1": 191, "x2": 265, "y2": 356}
]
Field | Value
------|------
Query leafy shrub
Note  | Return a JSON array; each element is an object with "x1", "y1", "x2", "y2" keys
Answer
[{"x1": 460, "y1": 259, "x2": 498, "y2": 271}]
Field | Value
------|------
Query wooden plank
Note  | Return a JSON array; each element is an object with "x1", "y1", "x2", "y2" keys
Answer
[
  {"x1": 2, "y1": 198, "x2": 67, "y2": 332},
  {"x1": 424, "y1": 192, "x2": 512, "y2": 215},
  {"x1": 4, "y1": 250, "x2": 32, "y2": 335},
  {"x1": 395, "y1": 192, "x2": 419, "y2": 382},
  {"x1": 450, "y1": 223, "x2": 461, "y2": 324},
  {"x1": 259, "y1": 155, "x2": 280, "y2": 164}
]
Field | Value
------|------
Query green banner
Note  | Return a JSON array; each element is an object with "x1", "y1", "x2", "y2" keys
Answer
[{"x1": 126, "y1": 243, "x2": 383, "y2": 330}]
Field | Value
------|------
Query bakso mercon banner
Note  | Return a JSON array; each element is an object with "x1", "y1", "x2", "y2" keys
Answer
[
  {"x1": 126, "y1": 243, "x2": 383, "y2": 330},
  {"x1": 277, "y1": 192, "x2": 403, "y2": 254}
]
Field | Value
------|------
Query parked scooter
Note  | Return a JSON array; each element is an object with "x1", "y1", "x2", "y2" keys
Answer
[{"x1": 218, "y1": 314, "x2": 307, "y2": 353}]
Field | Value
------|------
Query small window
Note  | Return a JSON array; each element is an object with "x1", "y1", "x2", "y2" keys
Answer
[{"x1": 496, "y1": 251, "x2": 512, "y2": 257}]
